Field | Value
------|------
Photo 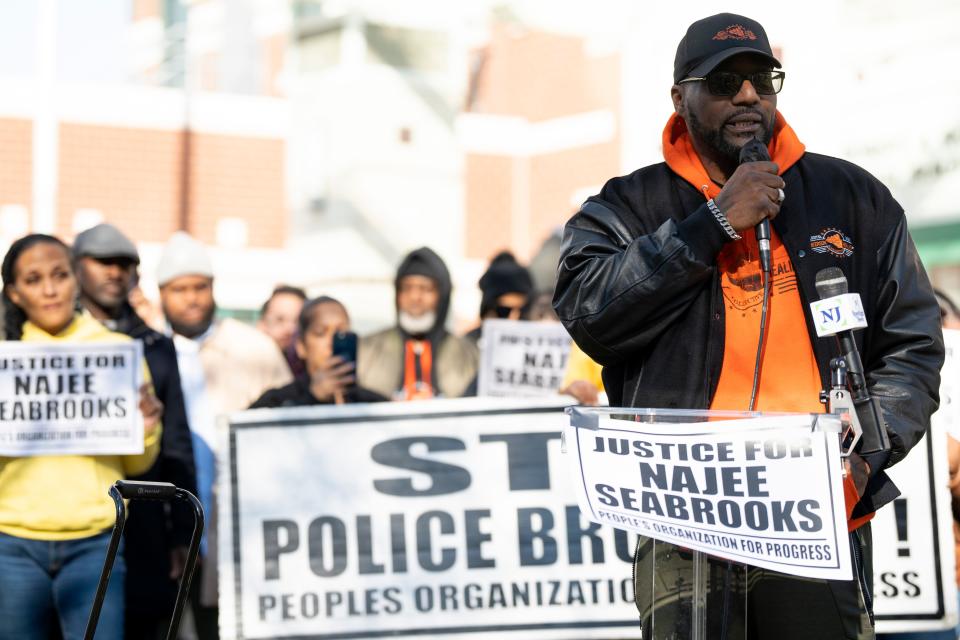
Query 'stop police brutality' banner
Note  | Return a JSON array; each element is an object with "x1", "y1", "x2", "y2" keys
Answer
[
  {"x1": 872, "y1": 329, "x2": 960, "y2": 633},
  {"x1": 477, "y1": 319, "x2": 572, "y2": 397},
  {"x1": 0, "y1": 341, "x2": 144, "y2": 456},
  {"x1": 565, "y1": 411, "x2": 852, "y2": 581},
  {"x1": 218, "y1": 398, "x2": 640, "y2": 640}
]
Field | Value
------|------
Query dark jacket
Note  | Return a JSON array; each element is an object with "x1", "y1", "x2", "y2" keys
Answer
[
  {"x1": 110, "y1": 305, "x2": 197, "y2": 616},
  {"x1": 553, "y1": 152, "x2": 944, "y2": 517},
  {"x1": 250, "y1": 376, "x2": 388, "y2": 408}
]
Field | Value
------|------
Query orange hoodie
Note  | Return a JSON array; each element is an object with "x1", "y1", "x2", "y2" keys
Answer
[
  {"x1": 663, "y1": 112, "x2": 869, "y2": 530},
  {"x1": 662, "y1": 111, "x2": 805, "y2": 198}
]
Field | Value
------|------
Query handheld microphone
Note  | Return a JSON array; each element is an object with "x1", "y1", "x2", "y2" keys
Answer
[
  {"x1": 813, "y1": 267, "x2": 890, "y2": 455},
  {"x1": 738, "y1": 139, "x2": 773, "y2": 274}
]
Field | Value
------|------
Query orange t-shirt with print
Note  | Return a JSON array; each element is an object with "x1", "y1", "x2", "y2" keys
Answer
[
  {"x1": 662, "y1": 111, "x2": 869, "y2": 530},
  {"x1": 709, "y1": 232, "x2": 822, "y2": 413}
]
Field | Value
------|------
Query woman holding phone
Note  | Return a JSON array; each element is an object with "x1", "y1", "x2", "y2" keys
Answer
[
  {"x1": 0, "y1": 234, "x2": 163, "y2": 639},
  {"x1": 251, "y1": 296, "x2": 386, "y2": 408}
]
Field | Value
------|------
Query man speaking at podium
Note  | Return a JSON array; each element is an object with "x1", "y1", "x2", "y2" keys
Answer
[{"x1": 553, "y1": 12, "x2": 944, "y2": 639}]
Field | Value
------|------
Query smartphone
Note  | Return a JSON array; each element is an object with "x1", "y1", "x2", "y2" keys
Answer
[{"x1": 332, "y1": 331, "x2": 358, "y2": 365}]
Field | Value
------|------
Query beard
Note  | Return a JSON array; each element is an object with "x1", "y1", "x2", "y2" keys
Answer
[
  {"x1": 167, "y1": 304, "x2": 216, "y2": 339},
  {"x1": 686, "y1": 108, "x2": 774, "y2": 165},
  {"x1": 398, "y1": 310, "x2": 436, "y2": 337},
  {"x1": 88, "y1": 285, "x2": 127, "y2": 316}
]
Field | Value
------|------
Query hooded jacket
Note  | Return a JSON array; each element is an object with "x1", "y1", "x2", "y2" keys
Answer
[
  {"x1": 359, "y1": 247, "x2": 478, "y2": 398},
  {"x1": 553, "y1": 112, "x2": 944, "y2": 518}
]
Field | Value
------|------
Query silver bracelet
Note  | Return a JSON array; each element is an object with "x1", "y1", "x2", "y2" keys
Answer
[{"x1": 707, "y1": 198, "x2": 741, "y2": 241}]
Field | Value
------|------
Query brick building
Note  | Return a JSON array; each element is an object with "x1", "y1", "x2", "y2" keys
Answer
[
  {"x1": 459, "y1": 21, "x2": 621, "y2": 262},
  {"x1": 0, "y1": 83, "x2": 289, "y2": 306}
]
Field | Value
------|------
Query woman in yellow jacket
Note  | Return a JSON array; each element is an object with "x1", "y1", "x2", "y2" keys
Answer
[{"x1": 0, "y1": 234, "x2": 162, "y2": 640}]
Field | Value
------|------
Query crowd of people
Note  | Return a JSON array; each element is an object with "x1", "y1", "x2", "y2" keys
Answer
[
  {"x1": 0, "y1": 222, "x2": 596, "y2": 640},
  {"x1": 3, "y1": 10, "x2": 956, "y2": 640}
]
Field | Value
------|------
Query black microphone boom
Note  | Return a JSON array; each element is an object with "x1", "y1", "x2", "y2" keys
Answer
[{"x1": 738, "y1": 138, "x2": 773, "y2": 274}]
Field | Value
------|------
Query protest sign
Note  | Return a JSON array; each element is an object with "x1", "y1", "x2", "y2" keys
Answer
[
  {"x1": 565, "y1": 411, "x2": 852, "y2": 581},
  {"x1": 0, "y1": 341, "x2": 144, "y2": 456},
  {"x1": 873, "y1": 328, "x2": 960, "y2": 633},
  {"x1": 218, "y1": 398, "x2": 641, "y2": 640},
  {"x1": 477, "y1": 319, "x2": 572, "y2": 397}
]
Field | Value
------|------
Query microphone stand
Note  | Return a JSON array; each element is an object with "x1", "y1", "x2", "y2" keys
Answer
[{"x1": 820, "y1": 355, "x2": 889, "y2": 628}]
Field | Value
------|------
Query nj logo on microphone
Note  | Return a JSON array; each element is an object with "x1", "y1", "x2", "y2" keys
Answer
[{"x1": 810, "y1": 293, "x2": 867, "y2": 337}]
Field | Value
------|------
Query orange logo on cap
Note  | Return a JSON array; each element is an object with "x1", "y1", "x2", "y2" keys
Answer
[{"x1": 713, "y1": 25, "x2": 757, "y2": 41}]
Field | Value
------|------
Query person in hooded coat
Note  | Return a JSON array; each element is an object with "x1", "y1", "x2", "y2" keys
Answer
[{"x1": 359, "y1": 247, "x2": 478, "y2": 399}]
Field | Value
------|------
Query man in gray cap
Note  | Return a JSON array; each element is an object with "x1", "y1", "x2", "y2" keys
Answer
[
  {"x1": 73, "y1": 223, "x2": 199, "y2": 639},
  {"x1": 156, "y1": 231, "x2": 290, "y2": 640},
  {"x1": 553, "y1": 12, "x2": 943, "y2": 639}
]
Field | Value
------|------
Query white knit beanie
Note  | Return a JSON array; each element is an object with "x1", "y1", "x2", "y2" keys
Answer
[{"x1": 156, "y1": 231, "x2": 214, "y2": 286}]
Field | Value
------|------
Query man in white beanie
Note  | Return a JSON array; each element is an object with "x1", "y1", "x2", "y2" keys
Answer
[{"x1": 157, "y1": 231, "x2": 291, "y2": 639}]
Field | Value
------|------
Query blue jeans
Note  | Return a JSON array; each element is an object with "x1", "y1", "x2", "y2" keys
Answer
[{"x1": 0, "y1": 530, "x2": 124, "y2": 640}]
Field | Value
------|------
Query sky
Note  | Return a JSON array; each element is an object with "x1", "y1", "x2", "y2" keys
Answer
[{"x1": 0, "y1": 0, "x2": 129, "y2": 83}]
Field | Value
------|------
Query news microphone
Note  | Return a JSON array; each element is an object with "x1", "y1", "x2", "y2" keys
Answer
[
  {"x1": 738, "y1": 138, "x2": 773, "y2": 274},
  {"x1": 812, "y1": 267, "x2": 890, "y2": 455}
]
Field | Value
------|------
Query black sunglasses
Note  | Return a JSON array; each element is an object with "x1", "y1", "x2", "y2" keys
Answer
[
  {"x1": 679, "y1": 70, "x2": 785, "y2": 96},
  {"x1": 495, "y1": 305, "x2": 524, "y2": 319}
]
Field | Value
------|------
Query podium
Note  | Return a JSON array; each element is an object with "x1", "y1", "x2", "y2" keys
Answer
[
  {"x1": 633, "y1": 535, "x2": 748, "y2": 639},
  {"x1": 565, "y1": 407, "x2": 848, "y2": 640}
]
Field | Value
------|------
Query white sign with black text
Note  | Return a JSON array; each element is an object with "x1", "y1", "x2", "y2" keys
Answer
[
  {"x1": 565, "y1": 413, "x2": 852, "y2": 581},
  {"x1": 218, "y1": 398, "x2": 640, "y2": 640},
  {"x1": 872, "y1": 328, "x2": 960, "y2": 633},
  {"x1": 0, "y1": 341, "x2": 144, "y2": 456},
  {"x1": 477, "y1": 319, "x2": 572, "y2": 397}
]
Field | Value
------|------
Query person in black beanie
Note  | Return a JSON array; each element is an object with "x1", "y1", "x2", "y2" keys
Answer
[
  {"x1": 465, "y1": 251, "x2": 534, "y2": 344},
  {"x1": 358, "y1": 247, "x2": 478, "y2": 399}
]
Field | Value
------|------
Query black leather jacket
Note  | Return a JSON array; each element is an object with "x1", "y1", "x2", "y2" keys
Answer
[{"x1": 553, "y1": 152, "x2": 944, "y2": 516}]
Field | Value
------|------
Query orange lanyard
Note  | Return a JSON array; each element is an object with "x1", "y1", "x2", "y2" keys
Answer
[{"x1": 403, "y1": 339, "x2": 434, "y2": 400}]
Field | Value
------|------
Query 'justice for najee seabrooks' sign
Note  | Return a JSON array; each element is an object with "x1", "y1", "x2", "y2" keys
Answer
[
  {"x1": 0, "y1": 341, "x2": 144, "y2": 456},
  {"x1": 565, "y1": 413, "x2": 852, "y2": 581},
  {"x1": 477, "y1": 319, "x2": 572, "y2": 397}
]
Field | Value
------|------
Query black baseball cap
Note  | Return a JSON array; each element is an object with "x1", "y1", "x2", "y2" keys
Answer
[{"x1": 674, "y1": 13, "x2": 780, "y2": 84}]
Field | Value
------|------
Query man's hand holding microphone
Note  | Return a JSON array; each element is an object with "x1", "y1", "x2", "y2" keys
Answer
[{"x1": 714, "y1": 157, "x2": 785, "y2": 233}]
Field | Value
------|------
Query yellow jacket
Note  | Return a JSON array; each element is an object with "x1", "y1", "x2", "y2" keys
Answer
[
  {"x1": 562, "y1": 342, "x2": 605, "y2": 392},
  {"x1": 0, "y1": 313, "x2": 161, "y2": 540}
]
